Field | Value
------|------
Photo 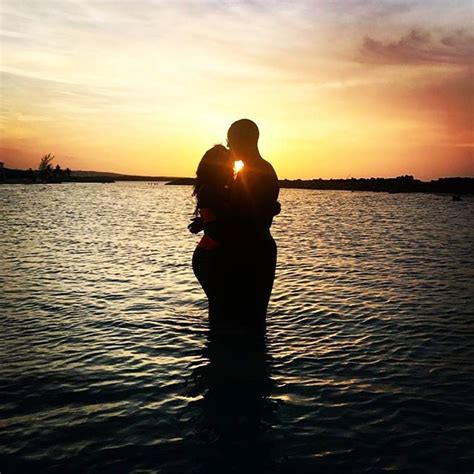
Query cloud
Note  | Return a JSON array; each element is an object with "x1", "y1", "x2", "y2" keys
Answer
[
  {"x1": 0, "y1": 71, "x2": 123, "y2": 119},
  {"x1": 360, "y1": 29, "x2": 474, "y2": 65}
]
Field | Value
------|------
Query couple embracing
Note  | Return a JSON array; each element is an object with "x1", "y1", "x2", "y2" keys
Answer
[{"x1": 190, "y1": 119, "x2": 280, "y2": 336}]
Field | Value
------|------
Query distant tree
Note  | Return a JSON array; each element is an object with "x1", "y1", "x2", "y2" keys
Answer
[
  {"x1": 38, "y1": 153, "x2": 54, "y2": 179},
  {"x1": 65, "y1": 167, "x2": 71, "y2": 178},
  {"x1": 397, "y1": 175, "x2": 414, "y2": 181},
  {"x1": 53, "y1": 164, "x2": 62, "y2": 176}
]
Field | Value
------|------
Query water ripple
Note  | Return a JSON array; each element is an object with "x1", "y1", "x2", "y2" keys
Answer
[{"x1": 1, "y1": 183, "x2": 473, "y2": 473}]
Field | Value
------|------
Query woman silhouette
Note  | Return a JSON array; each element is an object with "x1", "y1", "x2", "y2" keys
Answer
[{"x1": 191, "y1": 145, "x2": 234, "y2": 325}]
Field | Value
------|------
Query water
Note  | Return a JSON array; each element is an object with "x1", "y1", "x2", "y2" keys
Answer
[{"x1": 1, "y1": 183, "x2": 473, "y2": 473}]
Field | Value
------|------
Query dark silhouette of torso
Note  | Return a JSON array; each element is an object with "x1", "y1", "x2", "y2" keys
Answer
[
  {"x1": 226, "y1": 158, "x2": 279, "y2": 247},
  {"x1": 215, "y1": 156, "x2": 279, "y2": 334}
]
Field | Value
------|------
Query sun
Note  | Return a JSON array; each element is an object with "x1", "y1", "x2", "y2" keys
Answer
[{"x1": 234, "y1": 160, "x2": 244, "y2": 174}]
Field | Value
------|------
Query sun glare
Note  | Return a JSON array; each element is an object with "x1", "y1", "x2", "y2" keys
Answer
[{"x1": 234, "y1": 160, "x2": 244, "y2": 174}]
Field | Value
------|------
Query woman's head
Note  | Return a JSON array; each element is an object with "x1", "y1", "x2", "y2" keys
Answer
[{"x1": 193, "y1": 144, "x2": 233, "y2": 200}]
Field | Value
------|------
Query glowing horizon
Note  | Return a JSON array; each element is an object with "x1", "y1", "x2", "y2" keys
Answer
[{"x1": 1, "y1": 1, "x2": 473, "y2": 180}]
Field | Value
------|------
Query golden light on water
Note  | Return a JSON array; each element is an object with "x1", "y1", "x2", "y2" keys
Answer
[{"x1": 234, "y1": 160, "x2": 244, "y2": 174}]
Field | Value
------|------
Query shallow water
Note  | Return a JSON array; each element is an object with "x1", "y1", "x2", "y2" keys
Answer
[{"x1": 1, "y1": 183, "x2": 473, "y2": 473}]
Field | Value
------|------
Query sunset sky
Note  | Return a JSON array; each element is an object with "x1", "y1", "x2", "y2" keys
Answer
[{"x1": 1, "y1": 0, "x2": 473, "y2": 179}]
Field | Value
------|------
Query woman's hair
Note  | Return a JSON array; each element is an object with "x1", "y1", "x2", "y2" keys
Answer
[{"x1": 193, "y1": 144, "x2": 232, "y2": 213}]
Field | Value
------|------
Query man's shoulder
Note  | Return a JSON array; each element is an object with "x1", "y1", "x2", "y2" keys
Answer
[{"x1": 258, "y1": 158, "x2": 278, "y2": 181}]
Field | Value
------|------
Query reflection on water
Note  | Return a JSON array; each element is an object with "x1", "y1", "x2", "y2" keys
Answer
[
  {"x1": 0, "y1": 183, "x2": 473, "y2": 473},
  {"x1": 189, "y1": 331, "x2": 276, "y2": 473}
]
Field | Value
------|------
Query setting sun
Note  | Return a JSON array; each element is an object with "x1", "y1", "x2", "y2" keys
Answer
[{"x1": 234, "y1": 160, "x2": 244, "y2": 174}]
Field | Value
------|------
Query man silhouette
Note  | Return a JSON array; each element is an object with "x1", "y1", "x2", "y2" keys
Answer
[{"x1": 226, "y1": 119, "x2": 280, "y2": 334}]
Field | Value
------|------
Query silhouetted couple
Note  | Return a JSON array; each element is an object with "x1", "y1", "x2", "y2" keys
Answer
[{"x1": 190, "y1": 119, "x2": 280, "y2": 336}]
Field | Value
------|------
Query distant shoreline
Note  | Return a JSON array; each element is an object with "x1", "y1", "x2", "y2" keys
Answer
[
  {"x1": 166, "y1": 176, "x2": 474, "y2": 195},
  {"x1": 1, "y1": 168, "x2": 473, "y2": 194},
  {"x1": 0, "y1": 168, "x2": 179, "y2": 185}
]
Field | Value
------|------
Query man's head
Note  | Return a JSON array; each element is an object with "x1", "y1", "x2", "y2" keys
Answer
[{"x1": 227, "y1": 119, "x2": 259, "y2": 162}]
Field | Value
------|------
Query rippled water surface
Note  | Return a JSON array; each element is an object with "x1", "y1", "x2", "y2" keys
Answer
[{"x1": 1, "y1": 183, "x2": 473, "y2": 473}]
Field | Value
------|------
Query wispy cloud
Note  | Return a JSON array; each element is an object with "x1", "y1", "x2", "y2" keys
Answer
[{"x1": 359, "y1": 29, "x2": 474, "y2": 65}]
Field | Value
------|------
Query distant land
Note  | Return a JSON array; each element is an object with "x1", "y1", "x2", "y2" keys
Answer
[
  {"x1": 1, "y1": 166, "x2": 473, "y2": 194},
  {"x1": 72, "y1": 170, "x2": 181, "y2": 181},
  {"x1": 0, "y1": 167, "x2": 181, "y2": 184},
  {"x1": 167, "y1": 175, "x2": 474, "y2": 195}
]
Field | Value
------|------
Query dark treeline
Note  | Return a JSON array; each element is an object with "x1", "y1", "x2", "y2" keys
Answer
[
  {"x1": 0, "y1": 167, "x2": 183, "y2": 184},
  {"x1": 0, "y1": 167, "x2": 114, "y2": 184},
  {"x1": 2, "y1": 161, "x2": 473, "y2": 194},
  {"x1": 167, "y1": 175, "x2": 474, "y2": 195},
  {"x1": 279, "y1": 176, "x2": 474, "y2": 194},
  {"x1": 0, "y1": 153, "x2": 105, "y2": 184}
]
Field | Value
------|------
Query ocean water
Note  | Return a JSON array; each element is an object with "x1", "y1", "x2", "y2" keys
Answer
[{"x1": 1, "y1": 182, "x2": 473, "y2": 473}]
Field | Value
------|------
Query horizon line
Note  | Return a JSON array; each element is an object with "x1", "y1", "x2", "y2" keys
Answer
[{"x1": 1, "y1": 164, "x2": 473, "y2": 182}]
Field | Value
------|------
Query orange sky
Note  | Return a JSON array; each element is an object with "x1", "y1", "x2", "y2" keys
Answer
[{"x1": 1, "y1": 1, "x2": 473, "y2": 179}]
